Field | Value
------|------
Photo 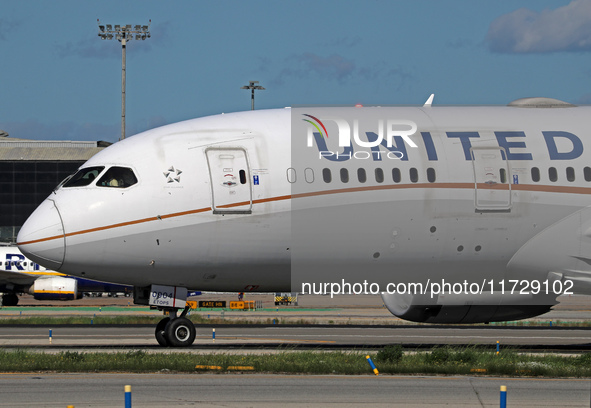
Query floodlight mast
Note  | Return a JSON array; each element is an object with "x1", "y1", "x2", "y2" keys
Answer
[
  {"x1": 241, "y1": 81, "x2": 265, "y2": 110},
  {"x1": 98, "y1": 19, "x2": 151, "y2": 140}
]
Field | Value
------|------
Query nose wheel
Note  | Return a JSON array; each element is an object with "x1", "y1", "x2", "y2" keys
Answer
[
  {"x1": 164, "y1": 317, "x2": 196, "y2": 347},
  {"x1": 154, "y1": 307, "x2": 196, "y2": 347},
  {"x1": 155, "y1": 317, "x2": 170, "y2": 347}
]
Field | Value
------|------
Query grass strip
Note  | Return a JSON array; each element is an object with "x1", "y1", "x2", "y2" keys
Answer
[
  {"x1": 0, "y1": 316, "x2": 165, "y2": 325},
  {"x1": 0, "y1": 315, "x2": 342, "y2": 326},
  {"x1": 1, "y1": 346, "x2": 590, "y2": 377},
  {"x1": 490, "y1": 320, "x2": 591, "y2": 327}
]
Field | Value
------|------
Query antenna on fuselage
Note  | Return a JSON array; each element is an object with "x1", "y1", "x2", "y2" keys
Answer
[{"x1": 423, "y1": 94, "x2": 435, "y2": 107}]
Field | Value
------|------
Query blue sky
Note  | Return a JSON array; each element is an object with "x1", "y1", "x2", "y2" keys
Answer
[{"x1": 0, "y1": 0, "x2": 590, "y2": 143}]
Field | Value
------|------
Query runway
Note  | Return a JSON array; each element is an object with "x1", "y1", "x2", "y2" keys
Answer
[
  {"x1": 0, "y1": 373, "x2": 589, "y2": 407},
  {"x1": 1, "y1": 324, "x2": 591, "y2": 350},
  {"x1": 2, "y1": 298, "x2": 590, "y2": 407}
]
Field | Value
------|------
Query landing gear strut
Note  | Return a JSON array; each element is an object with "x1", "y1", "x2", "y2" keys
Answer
[{"x1": 154, "y1": 305, "x2": 196, "y2": 347}]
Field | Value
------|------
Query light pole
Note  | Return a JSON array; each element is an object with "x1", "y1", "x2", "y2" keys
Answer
[
  {"x1": 241, "y1": 81, "x2": 265, "y2": 110},
  {"x1": 98, "y1": 20, "x2": 151, "y2": 140}
]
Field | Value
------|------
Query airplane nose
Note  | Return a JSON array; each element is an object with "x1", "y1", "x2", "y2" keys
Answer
[{"x1": 17, "y1": 199, "x2": 65, "y2": 270}]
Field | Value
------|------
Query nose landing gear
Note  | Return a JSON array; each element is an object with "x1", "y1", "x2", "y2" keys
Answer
[
  {"x1": 155, "y1": 305, "x2": 196, "y2": 347},
  {"x1": 154, "y1": 317, "x2": 170, "y2": 347}
]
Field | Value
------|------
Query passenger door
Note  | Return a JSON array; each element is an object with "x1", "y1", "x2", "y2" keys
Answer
[
  {"x1": 205, "y1": 148, "x2": 252, "y2": 214},
  {"x1": 470, "y1": 146, "x2": 511, "y2": 212}
]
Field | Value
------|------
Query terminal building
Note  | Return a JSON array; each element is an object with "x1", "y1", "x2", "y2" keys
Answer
[{"x1": 0, "y1": 134, "x2": 110, "y2": 243}]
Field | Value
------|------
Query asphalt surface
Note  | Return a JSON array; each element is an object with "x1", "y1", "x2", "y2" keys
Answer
[
  {"x1": 0, "y1": 373, "x2": 589, "y2": 407},
  {"x1": 1, "y1": 325, "x2": 591, "y2": 350},
  {"x1": 1, "y1": 295, "x2": 591, "y2": 407}
]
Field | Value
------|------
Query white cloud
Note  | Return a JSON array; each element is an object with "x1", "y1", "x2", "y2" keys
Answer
[
  {"x1": 486, "y1": 0, "x2": 591, "y2": 53},
  {"x1": 270, "y1": 52, "x2": 414, "y2": 90},
  {"x1": 272, "y1": 53, "x2": 356, "y2": 85}
]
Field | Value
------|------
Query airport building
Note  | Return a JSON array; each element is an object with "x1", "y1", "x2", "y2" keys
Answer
[{"x1": 0, "y1": 135, "x2": 110, "y2": 243}]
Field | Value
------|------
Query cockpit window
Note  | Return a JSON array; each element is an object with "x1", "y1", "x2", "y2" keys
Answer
[
  {"x1": 54, "y1": 174, "x2": 73, "y2": 192},
  {"x1": 96, "y1": 166, "x2": 138, "y2": 188},
  {"x1": 62, "y1": 167, "x2": 105, "y2": 188}
]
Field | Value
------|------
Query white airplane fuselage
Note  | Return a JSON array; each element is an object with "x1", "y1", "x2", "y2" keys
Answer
[{"x1": 16, "y1": 102, "x2": 591, "y2": 324}]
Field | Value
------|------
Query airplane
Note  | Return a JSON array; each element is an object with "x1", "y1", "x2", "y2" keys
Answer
[
  {"x1": 16, "y1": 95, "x2": 591, "y2": 347},
  {"x1": 0, "y1": 245, "x2": 131, "y2": 305}
]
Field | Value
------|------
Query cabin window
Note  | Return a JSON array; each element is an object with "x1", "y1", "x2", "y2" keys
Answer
[
  {"x1": 322, "y1": 168, "x2": 332, "y2": 183},
  {"x1": 549, "y1": 167, "x2": 558, "y2": 182},
  {"x1": 357, "y1": 168, "x2": 367, "y2": 183},
  {"x1": 63, "y1": 166, "x2": 105, "y2": 188},
  {"x1": 392, "y1": 168, "x2": 401, "y2": 183},
  {"x1": 375, "y1": 168, "x2": 384, "y2": 183},
  {"x1": 96, "y1": 167, "x2": 138, "y2": 188},
  {"x1": 340, "y1": 168, "x2": 349, "y2": 183},
  {"x1": 409, "y1": 168, "x2": 418, "y2": 183},
  {"x1": 499, "y1": 168, "x2": 507, "y2": 184},
  {"x1": 286, "y1": 168, "x2": 296, "y2": 183},
  {"x1": 531, "y1": 167, "x2": 540, "y2": 182},
  {"x1": 566, "y1": 167, "x2": 575, "y2": 182},
  {"x1": 427, "y1": 168, "x2": 436, "y2": 183},
  {"x1": 304, "y1": 168, "x2": 314, "y2": 183},
  {"x1": 585, "y1": 167, "x2": 591, "y2": 182}
]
